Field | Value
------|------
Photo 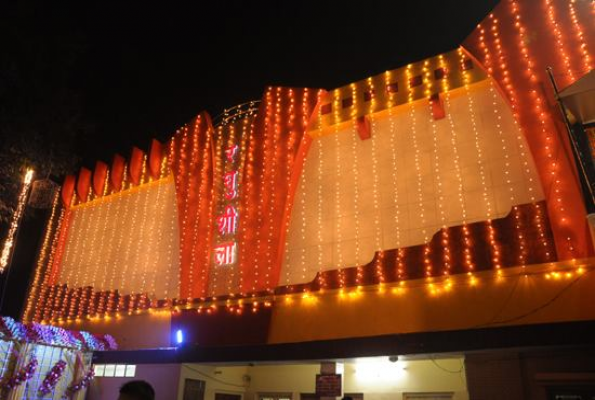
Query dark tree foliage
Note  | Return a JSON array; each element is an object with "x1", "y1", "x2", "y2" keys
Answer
[{"x1": 0, "y1": 2, "x2": 90, "y2": 223}]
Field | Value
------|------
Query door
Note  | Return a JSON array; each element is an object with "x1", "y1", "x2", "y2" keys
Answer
[{"x1": 183, "y1": 378, "x2": 206, "y2": 400}]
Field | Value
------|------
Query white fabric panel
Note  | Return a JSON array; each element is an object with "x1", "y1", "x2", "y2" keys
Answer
[
  {"x1": 57, "y1": 177, "x2": 180, "y2": 299},
  {"x1": 281, "y1": 79, "x2": 543, "y2": 285}
]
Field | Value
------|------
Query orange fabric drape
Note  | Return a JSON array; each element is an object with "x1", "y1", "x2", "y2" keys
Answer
[
  {"x1": 129, "y1": 147, "x2": 144, "y2": 186},
  {"x1": 149, "y1": 139, "x2": 163, "y2": 180},
  {"x1": 462, "y1": 0, "x2": 595, "y2": 259},
  {"x1": 237, "y1": 87, "x2": 321, "y2": 293},
  {"x1": 93, "y1": 161, "x2": 108, "y2": 197},
  {"x1": 61, "y1": 175, "x2": 76, "y2": 207},
  {"x1": 169, "y1": 112, "x2": 216, "y2": 299},
  {"x1": 76, "y1": 168, "x2": 91, "y2": 203},
  {"x1": 111, "y1": 154, "x2": 125, "y2": 192}
]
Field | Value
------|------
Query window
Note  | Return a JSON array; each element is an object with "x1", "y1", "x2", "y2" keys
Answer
[
  {"x1": 320, "y1": 104, "x2": 332, "y2": 115},
  {"x1": 94, "y1": 364, "x2": 137, "y2": 378},
  {"x1": 409, "y1": 75, "x2": 423, "y2": 88},
  {"x1": 183, "y1": 379, "x2": 205, "y2": 400},
  {"x1": 363, "y1": 90, "x2": 375, "y2": 102},
  {"x1": 342, "y1": 97, "x2": 353, "y2": 108},
  {"x1": 434, "y1": 67, "x2": 446, "y2": 80},
  {"x1": 386, "y1": 82, "x2": 399, "y2": 93},
  {"x1": 460, "y1": 58, "x2": 474, "y2": 71}
]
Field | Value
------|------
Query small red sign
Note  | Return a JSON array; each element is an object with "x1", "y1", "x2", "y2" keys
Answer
[{"x1": 315, "y1": 374, "x2": 342, "y2": 397}]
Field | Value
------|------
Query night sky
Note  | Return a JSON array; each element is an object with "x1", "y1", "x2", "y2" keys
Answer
[{"x1": 8, "y1": 1, "x2": 498, "y2": 167}]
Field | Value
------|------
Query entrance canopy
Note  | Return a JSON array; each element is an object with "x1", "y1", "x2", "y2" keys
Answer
[{"x1": 560, "y1": 70, "x2": 595, "y2": 125}]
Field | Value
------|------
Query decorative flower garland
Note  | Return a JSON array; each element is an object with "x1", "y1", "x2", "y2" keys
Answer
[
  {"x1": 39, "y1": 360, "x2": 67, "y2": 396},
  {"x1": 1, "y1": 357, "x2": 38, "y2": 390},
  {"x1": 0, "y1": 317, "x2": 116, "y2": 351},
  {"x1": 63, "y1": 368, "x2": 94, "y2": 399}
]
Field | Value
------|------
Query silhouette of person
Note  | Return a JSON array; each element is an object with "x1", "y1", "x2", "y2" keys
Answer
[{"x1": 117, "y1": 380, "x2": 155, "y2": 400}]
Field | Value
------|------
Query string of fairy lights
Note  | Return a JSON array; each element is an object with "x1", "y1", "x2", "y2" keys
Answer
[
  {"x1": 0, "y1": 169, "x2": 34, "y2": 273},
  {"x1": 384, "y1": 69, "x2": 406, "y2": 282},
  {"x1": 432, "y1": 57, "x2": 451, "y2": 277},
  {"x1": 26, "y1": 1, "x2": 594, "y2": 321}
]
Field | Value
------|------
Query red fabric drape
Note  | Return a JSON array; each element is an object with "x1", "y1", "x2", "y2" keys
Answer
[
  {"x1": 463, "y1": 0, "x2": 595, "y2": 259},
  {"x1": 149, "y1": 139, "x2": 163, "y2": 180},
  {"x1": 61, "y1": 175, "x2": 75, "y2": 207},
  {"x1": 76, "y1": 168, "x2": 91, "y2": 203},
  {"x1": 238, "y1": 87, "x2": 321, "y2": 293},
  {"x1": 169, "y1": 112, "x2": 216, "y2": 299},
  {"x1": 111, "y1": 154, "x2": 126, "y2": 192},
  {"x1": 129, "y1": 147, "x2": 144, "y2": 186},
  {"x1": 93, "y1": 161, "x2": 108, "y2": 197}
]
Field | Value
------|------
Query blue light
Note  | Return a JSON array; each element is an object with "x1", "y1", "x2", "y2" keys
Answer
[{"x1": 176, "y1": 329, "x2": 184, "y2": 345}]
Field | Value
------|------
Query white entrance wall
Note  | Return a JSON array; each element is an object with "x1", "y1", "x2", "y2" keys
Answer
[
  {"x1": 178, "y1": 357, "x2": 468, "y2": 400},
  {"x1": 281, "y1": 78, "x2": 542, "y2": 285}
]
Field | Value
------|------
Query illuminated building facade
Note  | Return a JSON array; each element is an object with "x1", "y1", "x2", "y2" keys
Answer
[{"x1": 20, "y1": 1, "x2": 595, "y2": 399}]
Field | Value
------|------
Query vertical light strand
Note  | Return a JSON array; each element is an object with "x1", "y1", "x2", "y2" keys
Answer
[
  {"x1": 138, "y1": 158, "x2": 154, "y2": 309},
  {"x1": 433, "y1": 56, "x2": 452, "y2": 277},
  {"x1": 107, "y1": 173, "x2": 125, "y2": 314},
  {"x1": 210, "y1": 125, "x2": 224, "y2": 297},
  {"x1": 457, "y1": 51, "x2": 501, "y2": 271},
  {"x1": 163, "y1": 141, "x2": 177, "y2": 303},
  {"x1": 441, "y1": 55, "x2": 474, "y2": 275},
  {"x1": 509, "y1": 0, "x2": 573, "y2": 258},
  {"x1": 315, "y1": 90, "x2": 327, "y2": 291},
  {"x1": 187, "y1": 122, "x2": 201, "y2": 299},
  {"x1": 37, "y1": 209, "x2": 65, "y2": 322},
  {"x1": 486, "y1": 16, "x2": 552, "y2": 262},
  {"x1": 128, "y1": 159, "x2": 149, "y2": 312},
  {"x1": 23, "y1": 190, "x2": 59, "y2": 322},
  {"x1": 367, "y1": 77, "x2": 384, "y2": 285},
  {"x1": 350, "y1": 83, "x2": 363, "y2": 288},
  {"x1": 0, "y1": 169, "x2": 34, "y2": 272},
  {"x1": 422, "y1": 61, "x2": 436, "y2": 279},
  {"x1": 544, "y1": 0, "x2": 575, "y2": 83},
  {"x1": 384, "y1": 70, "x2": 405, "y2": 281},
  {"x1": 408, "y1": 63, "x2": 432, "y2": 278},
  {"x1": 333, "y1": 89, "x2": 345, "y2": 291},
  {"x1": 486, "y1": 15, "x2": 528, "y2": 268},
  {"x1": 203, "y1": 124, "x2": 215, "y2": 299},
  {"x1": 146, "y1": 174, "x2": 169, "y2": 307},
  {"x1": 568, "y1": 0, "x2": 593, "y2": 73},
  {"x1": 97, "y1": 171, "x2": 112, "y2": 315},
  {"x1": 42, "y1": 202, "x2": 68, "y2": 321},
  {"x1": 239, "y1": 105, "x2": 258, "y2": 295},
  {"x1": 82, "y1": 192, "x2": 102, "y2": 317},
  {"x1": 119, "y1": 171, "x2": 142, "y2": 315},
  {"x1": 148, "y1": 157, "x2": 169, "y2": 307},
  {"x1": 253, "y1": 88, "x2": 273, "y2": 293},
  {"x1": 177, "y1": 127, "x2": 190, "y2": 299},
  {"x1": 265, "y1": 87, "x2": 283, "y2": 290},
  {"x1": 226, "y1": 122, "x2": 238, "y2": 296},
  {"x1": 64, "y1": 198, "x2": 88, "y2": 320},
  {"x1": 298, "y1": 148, "x2": 307, "y2": 286},
  {"x1": 295, "y1": 89, "x2": 307, "y2": 286}
]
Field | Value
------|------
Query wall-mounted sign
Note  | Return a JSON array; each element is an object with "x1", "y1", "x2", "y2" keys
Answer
[{"x1": 315, "y1": 374, "x2": 342, "y2": 397}]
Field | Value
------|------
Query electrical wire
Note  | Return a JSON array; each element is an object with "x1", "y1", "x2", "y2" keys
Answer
[
  {"x1": 487, "y1": 272, "x2": 586, "y2": 325},
  {"x1": 475, "y1": 268, "x2": 590, "y2": 328},
  {"x1": 429, "y1": 356, "x2": 464, "y2": 374}
]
